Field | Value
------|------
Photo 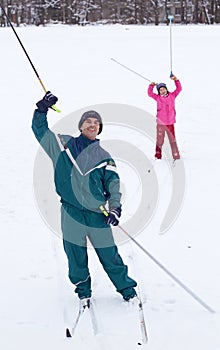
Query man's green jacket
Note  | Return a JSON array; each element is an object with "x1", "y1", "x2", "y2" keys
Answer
[{"x1": 32, "y1": 110, "x2": 121, "y2": 221}]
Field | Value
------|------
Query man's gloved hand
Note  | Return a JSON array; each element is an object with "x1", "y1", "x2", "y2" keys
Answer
[
  {"x1": 105, "y1": 208, "x2": 121, "y2": 226},
  {"x1": 36, "y1": 91, "x2": 58, "y2": 113}
]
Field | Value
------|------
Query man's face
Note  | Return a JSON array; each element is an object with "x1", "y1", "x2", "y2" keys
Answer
[{"x1": 81, "y1": 117, "x2": 100, "y2": 140}]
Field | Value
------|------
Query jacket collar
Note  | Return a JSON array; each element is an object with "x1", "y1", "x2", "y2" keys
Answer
[{"x1": 78, "y1": 133, "x2": 99, "y2": 147}]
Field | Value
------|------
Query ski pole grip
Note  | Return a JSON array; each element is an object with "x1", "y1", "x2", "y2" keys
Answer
[
  {"x1": 99, "y1": 205, "x2": 109, "y2": 217},
  {"x1": 51, "y1": 104, "x2": 61, "y2": 113},
  {"x1": 39, "y1": 81, "x2": 61, "y2": 113},
  {"x1": 168, "y1": 15, "x2": 173, "y2": 21}
]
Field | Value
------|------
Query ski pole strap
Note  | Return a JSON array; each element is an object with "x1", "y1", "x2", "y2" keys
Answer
[{"x1": 99, "y1": 205, "x2": 109, "y2": 217}]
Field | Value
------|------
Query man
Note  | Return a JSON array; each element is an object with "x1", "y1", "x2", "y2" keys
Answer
[{"x1": 32, "y1": 92, "x2": 137, "y2": 304}]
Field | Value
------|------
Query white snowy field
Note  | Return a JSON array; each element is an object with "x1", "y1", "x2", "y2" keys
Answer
[{"x1": 1, "y1": 23, "x2": 220, "y2": 350}]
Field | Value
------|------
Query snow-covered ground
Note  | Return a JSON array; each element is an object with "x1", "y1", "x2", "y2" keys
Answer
[{"x1": 1, "y1": 24, "x2": 220, "y2": 349}]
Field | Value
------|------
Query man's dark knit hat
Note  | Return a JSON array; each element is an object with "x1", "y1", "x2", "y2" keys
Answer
[{"x1": 78, "y1": 110, "x2": 103, "y2": 135}]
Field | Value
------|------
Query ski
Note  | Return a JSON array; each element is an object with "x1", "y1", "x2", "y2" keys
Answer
[
  {"x1": 66, "y1": 298, "x2": 98, "y2": 338},
  {"x1": 136, "y1": 296, "x2": 148, "y2": 344},
  {"x1": 66, "y1": 296, "x2": 148, "y2": 344},
  {"x1": 124, "y1": 295, "x2": 148, "y2": 345},
  {"x1": 66, "y1": 299, "x2": 87, "y2": 338},
  {"x1": 88, "y1": 299, "x2": 98, "y2": 335}
]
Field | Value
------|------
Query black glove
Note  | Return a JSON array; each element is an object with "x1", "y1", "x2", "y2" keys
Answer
[
  {"x1": 36, "y1": 91, "x2": 58, "y2": 113},
  {"x1": 105, "y1": 208, "x2": 121, "y2": 226}
]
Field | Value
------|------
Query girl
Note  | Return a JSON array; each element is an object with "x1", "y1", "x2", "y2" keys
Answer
[{"x1": 148, "y1": 75, "x2": 182, "y2": 160}]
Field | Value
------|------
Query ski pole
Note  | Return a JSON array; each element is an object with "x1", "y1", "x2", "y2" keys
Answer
[
  {"x1": 168, "y1": 15, "x2": 174, "y2": 77},
  {"x1": 99, "y1": 205, "x2": 215, "y2": 314},
  {"x1": 0, "y1": 4, "x2": 60, "y2": 113},
  {"x1": 111, "y1": 58, "x2": 154, "y2": 83}
]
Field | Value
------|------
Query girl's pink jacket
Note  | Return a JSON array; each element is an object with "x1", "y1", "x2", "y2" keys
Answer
[{"x1": 148, "y1": 80, "x2": 182, "y2": 125}]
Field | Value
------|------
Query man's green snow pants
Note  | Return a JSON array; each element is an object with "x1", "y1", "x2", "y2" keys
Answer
[{"x1": 61, "y1": 204, "x2": 137, "y2": 299}]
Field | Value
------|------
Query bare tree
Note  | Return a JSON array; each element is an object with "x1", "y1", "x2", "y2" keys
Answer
[
  {"x1": 209, "y1": 0, "x2": 219, "y2": 22},
  {"x1": 0, "y1": 0, "x2": 219, "y2": 26},
  {"x1": 193, "y1": 0, "x2": 201, "y2": 22}
]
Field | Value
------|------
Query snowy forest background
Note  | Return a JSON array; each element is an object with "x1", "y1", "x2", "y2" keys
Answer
[{"x1": 0, "y1": 0, "x2": 220, "y2": 27}]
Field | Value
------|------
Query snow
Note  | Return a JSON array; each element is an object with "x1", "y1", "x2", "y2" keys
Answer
[{"x1": 1, "y1": 23, "x2": 220, "y2": 349}]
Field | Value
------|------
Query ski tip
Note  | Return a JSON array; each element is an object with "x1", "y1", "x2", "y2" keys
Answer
[
  {"x1": 66, "y1": 328, "x2": 72, "y2": 338},
  {"x1": 137, "y1": 340, "x2": 148, "y2": 346}
]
